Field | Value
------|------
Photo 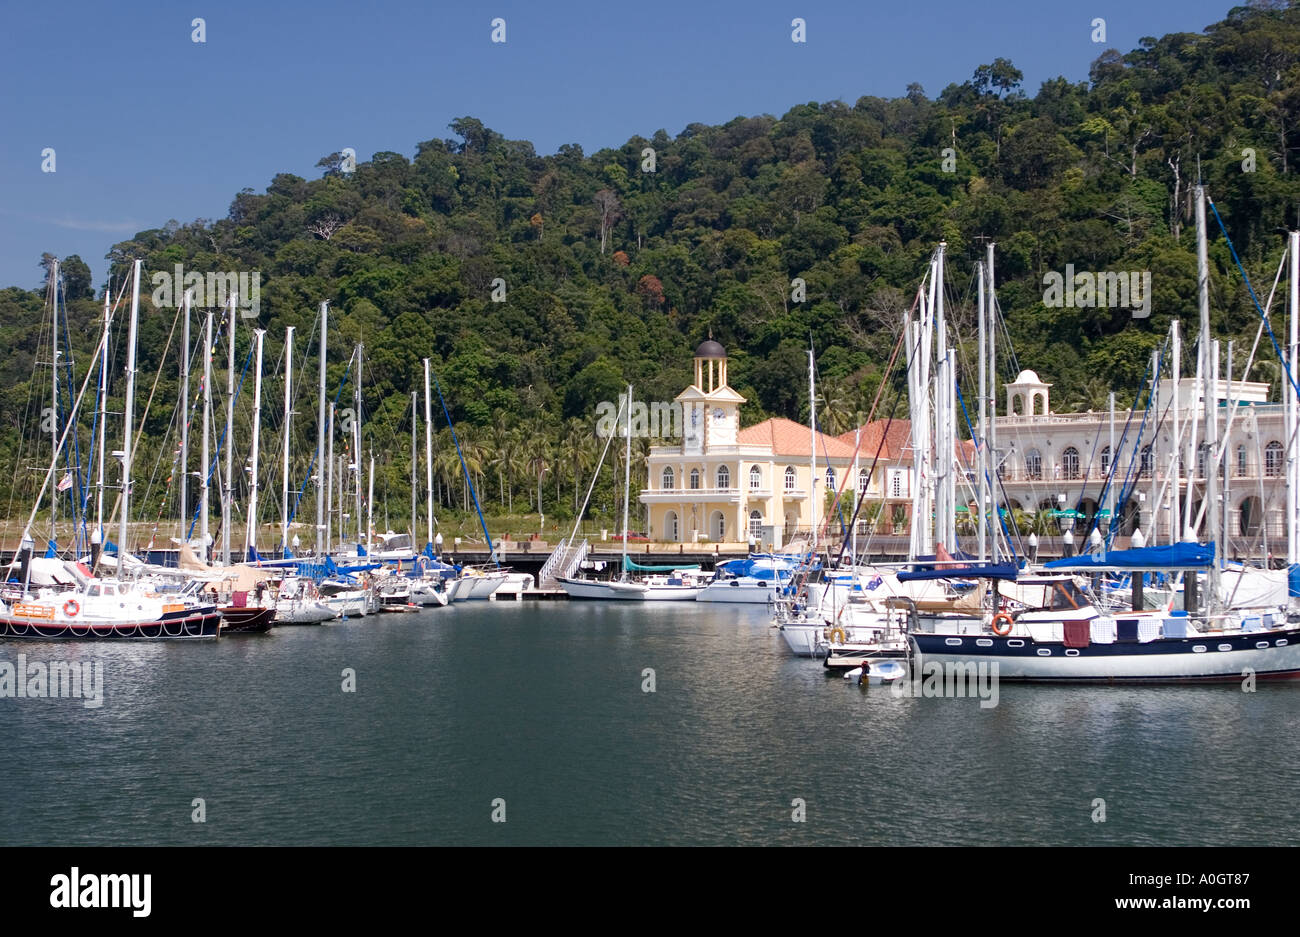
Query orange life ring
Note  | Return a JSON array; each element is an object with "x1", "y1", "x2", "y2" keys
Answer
[
  {"x1": 63, "y1": 599, "x2": 80, "y2": 617},
  {"x1": 991, "y1": 612, "x2": 1014, "y2": 636}
]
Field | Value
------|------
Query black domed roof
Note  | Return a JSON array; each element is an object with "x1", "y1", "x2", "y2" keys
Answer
[{"x1": 694, "y1": 339, "x2": 726, "y2": 358}]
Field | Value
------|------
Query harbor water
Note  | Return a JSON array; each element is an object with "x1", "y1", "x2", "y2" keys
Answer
[{"x1": 3, "y1": 602, "x2": 1298, "y2": 846}]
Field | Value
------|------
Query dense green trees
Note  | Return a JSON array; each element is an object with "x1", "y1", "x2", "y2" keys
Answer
[{"x1": 4, "y1": 2, "x2": 1300, "y2": 536}]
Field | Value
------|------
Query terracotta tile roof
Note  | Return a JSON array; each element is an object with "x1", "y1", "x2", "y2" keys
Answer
[
  {"x1": 834, "y1": 419, "x2": 975, "y2": 465},
  {"x1": 737, "y1": 417, "x2": 858, "y2": 459},
  {"x1": 835, "y1": 419, "x2": 913, "y2": 462}
]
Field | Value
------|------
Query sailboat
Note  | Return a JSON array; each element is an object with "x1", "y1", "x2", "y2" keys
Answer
[
  {"x1": 910, "y1": 189, "x2": 1300, "y2": 681},
  {"x1": 558, "y1": 384, "x2": 706, "y2": 600},
  {"x1": 1, "y1": 261, "x2": 221, "y2": 640}
]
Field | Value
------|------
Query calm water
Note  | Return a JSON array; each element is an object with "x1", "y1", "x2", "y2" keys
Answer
[{"x1": 2, "y1": 601, "x2": 1299, "y2": 846}]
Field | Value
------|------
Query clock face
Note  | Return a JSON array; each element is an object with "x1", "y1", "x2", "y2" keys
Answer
[
  {"x1": 690, "y1": 407, "x2": 699, "y2": 426},
  {"x1": 713, "y1": 408, "x2": 725, "y2": 421}
]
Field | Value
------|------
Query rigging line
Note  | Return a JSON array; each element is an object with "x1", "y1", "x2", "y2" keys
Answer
[
  {"x1": 184, "y1": 341, "x2": 256, "y2": 541},
  {"x1": 431, "y1": 372, "x2": 497, "y2": 565},
  {"x1": 1086, "y1": 343, "x2": 1161, "y2": 543},
  {"x1": 101, "y1": 294, "x2": 184, "y2": 548},
  {"x1": 831, "y1": 331, "x2": 909, "y2": 568},
  {"x1": 821, "y1": 291, "x2": 920, "y2": 547},
  {"x1": 284, "y1": 344, "x2": 352, "y2": 546},
  {"x1": 1206, "y1": 197, "x2": 1300, "y2": 402},
  {"x1": 1107, "y1": 343, "x2": 1168, "y2": 543},
  {"x1": 953, "y1": 378, "x2": 1018, "y2": 563}
]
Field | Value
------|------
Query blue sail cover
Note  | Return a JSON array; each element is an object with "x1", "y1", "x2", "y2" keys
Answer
[
  {"x1": 1043, "y1": 542, "x2": 1214, "y2": 570},
  {"x1": 1289, "y1": 564, "x2": 1300, "y2": 598},
  {"x1": 897, "y1": 562, "x2": 1018, "y2": 582}
]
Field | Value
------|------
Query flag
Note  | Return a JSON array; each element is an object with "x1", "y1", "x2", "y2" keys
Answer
[
  {"x1": 867, "y1": 575, "x2": 883, "y2": 591},
  {"x1": 56, "y1": 472, "x2": 73, "y2": 492}
]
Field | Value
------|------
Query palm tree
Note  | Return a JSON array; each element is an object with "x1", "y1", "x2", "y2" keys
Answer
[
  {"x1": 814, "y1": 379, "x2": 854, "y2": 436},
  {"x1": 1064, "y1": 377, "x2": 1110, "y2": 413},
  {"x1": 433, "y1": 429, "x2": 460, "y2": 510},
  {"x1": 559, "y1": 418, "x2": 595, "y2": 512},
  {"x1": 1032, "y1": 508, "x2": 1058, "y2": 536},
  {"x1": 523, "y1": 425, "x2": 552, "y2": 519},
  {"x1": 457, "y1": 431, "x2": 485, "y2": 514},
  {"x1": 488, "y1": 412, "x2": 514, "y2": 508}
]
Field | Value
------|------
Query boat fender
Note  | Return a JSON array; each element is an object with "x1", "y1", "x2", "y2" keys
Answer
[
  {"x1": 991, "y1": 613, "x2": 1014, "y2": 636},
  {"x1": 63, "y1": 599, "x2": 80, "y2": 617}
]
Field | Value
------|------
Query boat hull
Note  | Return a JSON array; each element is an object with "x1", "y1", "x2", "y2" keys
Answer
[
  {"x1": 0, "y1": 608, "x2": 222, "y2": 641},
  {"x1": 909, "y1": 627, "x2": 1300, "y2": 682},
  {"x1": 556, "y1": 577, "x2": 703, "y2": 601},
  {"x1": 219, "y1": 606, "x2": 276, "y2": 633}
]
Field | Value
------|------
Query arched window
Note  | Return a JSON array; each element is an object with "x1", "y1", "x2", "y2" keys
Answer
[
  {"x1": 825, "y1": 467, "x2": 836, "y2": 490},
  {"x1": 891, "y1": 472, "x2": 903, "y2": 498},
  {"x1": 1100, "y1": 446, "x2": 1111, "y2": 476},
  {"x1": 1140, "y1": 446, "x2": 1153, "y2": 478},
  {"x1": 1025, "y1": 448, "x2": 1042, "y2": 480},
  {"x1": 784, "y1": 466, "x2": 796, "y2": 492},
  {"x1": 1236, "y1": 445, "x2": 1248, "y2": 477},
  {"x1": 661, "y1": 467, "x2": 674, "y2": 490},
  {"x1": 858, "y1": 468, "x2": 870, "y2": 492},
  {"x1": 748, "y1": 510, "x2": 763, "y2": 540},
  {"x1": 716, "y1": 465, "x2": 730, "y2": 489},
  {"x1": 1265, "y1": 441, "x2": 1284, "y2": 477},
  {"x1": 749, "y1": 466, "x2": 761, "y2": 489},
  {"x1": 1062, "y1": 447, "x2": 1080, "y2": 480},
  {"x1": 665, "y1": 510, "x2": 679, "y2": 542},
  {"x1": 712, "y1": 511, "x2": 726, "y2": 541},
  {"x1": 1197, "y1": 442, "x2": 1210, "y2": 479},
  {"x1": 689, "y1": 468, "x2": 700, "y2": 490}
]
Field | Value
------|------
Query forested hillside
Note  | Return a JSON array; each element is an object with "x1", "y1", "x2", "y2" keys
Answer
[{"x1": 2, "y1": 1, "x2": 1300, "y2": 533}]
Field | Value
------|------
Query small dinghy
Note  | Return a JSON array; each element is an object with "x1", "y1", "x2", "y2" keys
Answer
[{"x1": 844, "y1": 659, "x2": 907, "y2": 686}]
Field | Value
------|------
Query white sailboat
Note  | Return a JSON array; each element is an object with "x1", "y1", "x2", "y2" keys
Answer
[{"x1": 558, "y1": 384, "x2": 705, "y2": 600}]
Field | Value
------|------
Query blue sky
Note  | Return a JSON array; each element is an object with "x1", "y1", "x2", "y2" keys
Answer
[{"x1": 0, "y1": 0, "x2": 1239, "y2": 290}]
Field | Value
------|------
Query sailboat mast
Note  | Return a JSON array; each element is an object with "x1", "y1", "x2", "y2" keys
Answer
[
  {"x1": 95, "y1": 285, "x2": 110, "y2": 540},
  {"x1": 354, "y1": 343, "x2": 363, "y2": 547},
  {"x1": 50, "y1": 259, "x2": 59, "y2": 542},
  {"x1": 367, "y1": 450, "x2": 374, "y2": 554},
  {"x1": 201, "y1": 310, "x2": 213, "y2": 556},
  {"x1": 222, "y1": 293, "x2": 237, "y2": 565},
  {"x1": 411, "y1": 391, "x2": 418, "y2": 541},
  {"x1": 987, "y1": 243, "x2": 998, "y2": 563},
  {"x1": 1289, "y1": 230, "x2": 1299, "y2": 567},
  {"x1": 118, "y1": 260, "x2": 141, "y2": 566},
  {"x1": 808, "y1": 350, "x2": 817, "y2": 549},
  {"x1": 282, "y1": 326, "x2": 294, "y2": 554},
  {"x1": 179, "y1": 289, "x2": 191, "y2": 543},
  {"x1": 424, "y1": 358, "x2": 435, "y2": 549},
  {"x1": 246, "y1": 328, "x2": 265, "y2": 560},
  {"x1": 978, "y1": 259, "x2": 988, "y2": 564},
  {"x1": 1195, "y1": 184, "x2": 1220, "y2": 607},
  {"x1": 621, "y1": 383, "x2": 632, "y2": 579},
  {"x1": 315, "y1": 301, "x2": 329, "y2": 556},
  {"x1": 934, "y1": 241, "x2": 952, "y2": 552},
  {"x1": 1223, "y1": 341, "x2": 1233, "y2": 561},
  {"x1": 326, "y1": 403, "x2": 335, "y2": 556},
  {"x1": 1170, "y1": 321, "x2": 1181, "y2": 546}
]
